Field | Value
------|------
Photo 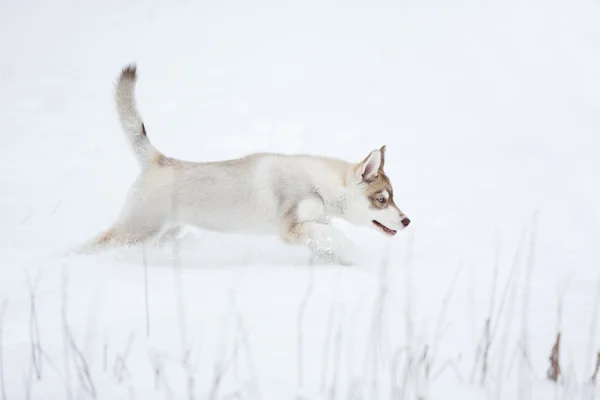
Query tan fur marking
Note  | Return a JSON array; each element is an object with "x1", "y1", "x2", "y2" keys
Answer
[
  {"x1": 280, "y1": 205, "x2": 300, "y2": 242},
  {"x1": 151, "y1": 152, "x2": 186, "y2": 167},
  {"x1": 153, "y1": 152, "x2": 169, "y2": 166},
  {"x1": 95, "y1": 228, "x2": 118, "y2": 245},
  {"x1": 364, "y1": 170, "x2": 400, "y2": 210},
  {"x1": 379, "y1": 145, "x2": 386, "y2": 170},
  {"x1": 93, "y1": 227, "x2": 149, "y2": 246}
]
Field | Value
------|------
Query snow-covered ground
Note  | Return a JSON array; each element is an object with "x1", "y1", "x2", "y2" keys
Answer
[{"x1": 1, "y1": 0, "x2": 600, "y2": 398}]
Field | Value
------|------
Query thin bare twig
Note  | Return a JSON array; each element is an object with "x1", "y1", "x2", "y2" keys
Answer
[
  {"x1": 237, "y1": 312, "x2": 261, "y2": 400},
  {"x1": 432, "y1": 358, "x2": 465, "y2": 383},
  {"x1": 404, "y1": 230, "x2": 415, "y2": 341},
  {"x1": 320, "y1": 274, "x2": 341, "y2": 393},
  {"x1": 170, "y1": 169, "x2": 189, "y2": 362},
  {"x1": 490, "y1": 229, "x2": 527, "y2": 344},
  {"x1": 148, "y1": 350, "x2": 164, "y2": 391},
  {"x1": 417, "y1": 345, "x2": 431, "y2": 399},
  {"x1": 390, "y1": 346, "x2": 409, "y2": 399},
  {"x1": 23, "y1": 363, "x2": 33, "y2": 400},
  {"x1": 58, "y1": 268, "x2": 97, "y2": 399},
  {"x1": 40, "y1": 349, "x2": 69, "y2": 395},
  {"x1": 0, "y1": 299, "x2": 8, "y2": 400},
  {"x1": 585, "y1": 271, "x2": 600, "y2": 377},
  {"x1": 494, "y1": 229, "x2": 526, "y2": 399},
  {"x1": 113, "y1": 333, "x2": 136, "y2": 384},
  {"x1": 208, "y1": 330, "x2": 250, "y2": 400},
  {"x1": 297, "y1": 263, "x2": 314, "y2": 388},
  {"x1": 66, "y1": 329, "x2": 97, "y2": 398},
  {"x1": 546, "y1": 279, "x2": 568, "y2": 384},
  {"x1": 401, "y1": 230, "x2": 415, "y2": 400},
  {"x1": 142, "y1": 245, "x2": 150, "y2": 337},
  {"x1": 103, "y1": 334, "x2": 108, "y2": 373},
  {"x1": 518, "y1": 213, "x2": 539, "y2": 400},
  {"x1": 590, "y1": 352, "x2": 600, "y2": 384},
  {"x1": 477, "y1": 236, "x2": 501, "y2": 386},
  {"x1": 547, "y1": 333, "x2": 561, "y2": 383},
  {"x1": 61, "y1": 266, "x2": 73, "y2": 400},
  {"x1": 149, "y1": 349, "x2": 174, "y2": 399},
  {"x1": 328, "y1": 306, "x2": 344, "y2": 400},
  {"x1": 430, "y1": 262, "x2": 463, "y2": 370},
  {"x1": 366, "y1": 245, "x2": 392, "y2": 399},
  {"x1": 226, "y1": 291, "x2": 261, "y2": 400},
  {"x1": 479, "y1": 318, "x2": 491, "y2": 386},
  {"x1": 25, "y1": 270, "x2": 43, "y2": 380}
]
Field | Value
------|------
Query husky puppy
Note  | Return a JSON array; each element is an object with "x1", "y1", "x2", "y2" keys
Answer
[{"x1": 80, "y1": 64, "x2": 411, "y2": 264}]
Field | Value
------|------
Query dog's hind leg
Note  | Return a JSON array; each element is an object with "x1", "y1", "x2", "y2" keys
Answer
[
  {"x1": 77, "y1": 224, "x2": 161, "y2": 254},
  {"x1": 74, "y1": 199, "x2": 166, "y2": 254}
]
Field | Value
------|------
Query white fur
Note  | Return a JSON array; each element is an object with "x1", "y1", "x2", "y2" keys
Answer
[
  {"x1": 356, "y1": 149, "x2": 381, "y2": 181},
  {"x1": 76, "y1": 65, "x2": 410, "y2": 265}
]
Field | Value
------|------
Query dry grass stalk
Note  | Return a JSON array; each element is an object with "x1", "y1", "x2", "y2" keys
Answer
[
  {"x1": 328, "y1": 312, "x2": 344, "y2": 400},
  {"x1": 320, "y1": 279, "x2": 340, "y2": 393},
  {"x1": 103, "y1": 335, "x2": 108, "y2": 373},
  {"x1": 66, "y1": 330, "x2": 96, "y2": 398},
  {"x1": 142, "y1": 245, "x2": 150, "y2": 337},
  {"x1": 113, "y1": 333, "x2": 136, "y2": 384},
  {"x1": 546, "y1": 332, "x2": 561, "y2": 382},
  {"x1": 493, "y1": 230, "x2": 526, "y2": 399},
  {"x1": 420, "y1": 345, "x2": 430, "y2": 381},
  {"x1": 26, "y1": 271, "x2": 43, "y2": 381},
  {"x1": 297, "y1": 263, "x2": 314, "y2": 388},
  {"x1": 208, "y1": 330, "x2": 248, "y2": 400},
  {"x1": 0, "y1": 299, "x2": 7, "y2": 400},
  {"x1": 480, "y1": 318, "x2": 491, "y2": 385},
  {"x1": 591, "y1": 352, "x2": 600, "y2": 384},
  {"x1": 60, "y1": 267, "x2": 74, "y2": 400}
]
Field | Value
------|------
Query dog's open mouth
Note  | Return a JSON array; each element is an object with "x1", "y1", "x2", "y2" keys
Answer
[{"x1": 373, "y1": 220, "x2": 397, "y2": 236}]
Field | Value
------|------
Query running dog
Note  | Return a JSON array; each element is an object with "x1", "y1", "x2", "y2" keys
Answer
[{"x1": 78, "y1": 64, "x2": 411, "y2": 264}]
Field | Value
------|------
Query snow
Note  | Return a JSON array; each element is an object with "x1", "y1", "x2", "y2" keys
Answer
[{"x1": 1, "y1": 0, "x2": 600, "y2": 398}]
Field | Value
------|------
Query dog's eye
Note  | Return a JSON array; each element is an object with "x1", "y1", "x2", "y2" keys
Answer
[{"x1": 377, "y1": 197, "x2": 385, "y2": 203}]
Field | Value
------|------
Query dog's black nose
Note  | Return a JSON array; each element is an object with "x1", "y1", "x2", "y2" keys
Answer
[{"x1": 401, "y1": 217, "x2": 411, "y2": 227}]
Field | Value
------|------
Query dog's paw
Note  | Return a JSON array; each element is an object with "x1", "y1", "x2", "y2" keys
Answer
[
  {"x1": 308, "y1": 244, "x2": 356, "y2": 266},
  {"x1": 333, "y1": 247, "x2": 356, "y2": 266},
  {"x1": 305, "y1": 227, "x2": 357, "y2": 266},
  {"x1": 331, "y1": 235, "x2": 357, "y2": 266}
]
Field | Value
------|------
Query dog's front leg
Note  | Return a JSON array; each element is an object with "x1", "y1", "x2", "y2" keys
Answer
[{"x1": 282, "y1": 220, "x2": 356, "y2": 265}]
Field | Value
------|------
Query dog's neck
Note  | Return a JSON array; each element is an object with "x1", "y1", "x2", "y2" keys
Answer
[
  {"x1": 311, "y1": 165, "x2": 356, "y2": 219},
  {"x1": 321, "y1": 184, "x2": 353, "y2": 220},
  {"x1": 333, "y1": 193, "x2": 349, "y2": 217}
]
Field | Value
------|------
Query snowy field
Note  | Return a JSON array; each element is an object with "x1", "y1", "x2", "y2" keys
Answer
[{"x1": 2, "y1": 0, "x2": 600, "y2": 398}]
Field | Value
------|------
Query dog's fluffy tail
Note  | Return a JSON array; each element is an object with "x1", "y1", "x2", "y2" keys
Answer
[{"x1": 115, "y1": 64, "x2": 163, "y2": 167}]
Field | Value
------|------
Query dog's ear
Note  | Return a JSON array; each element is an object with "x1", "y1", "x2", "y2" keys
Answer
[
  {"x1": 379, "y1": 145, "x2": 386, "y2": 171},
  {"x1": 355, "y1": 149, "x2": 382, "y2": 183}
]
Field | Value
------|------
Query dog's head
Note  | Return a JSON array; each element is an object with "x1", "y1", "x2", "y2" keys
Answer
[{"x1": 343, "y1": 145, "x2": 410, "y2": 236}]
